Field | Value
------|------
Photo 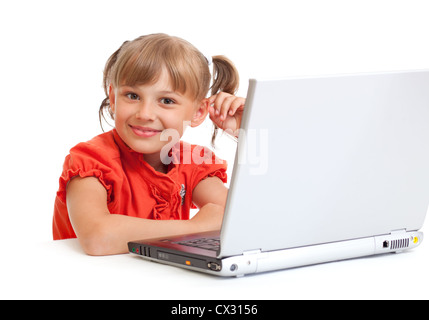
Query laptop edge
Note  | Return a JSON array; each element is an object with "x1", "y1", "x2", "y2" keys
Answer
[{"x1": 128, "y1": 230, "x2": 423, "y2": 277}]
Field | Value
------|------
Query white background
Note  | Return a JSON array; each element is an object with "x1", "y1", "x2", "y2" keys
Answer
[{"x1": 1, "y1": 0, "x2": 428, "y2": 299}]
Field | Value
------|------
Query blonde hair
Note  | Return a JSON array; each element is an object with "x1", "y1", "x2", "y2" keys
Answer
[{"x1": 99, "y1": 33, "x2": 240, "y2": 144}]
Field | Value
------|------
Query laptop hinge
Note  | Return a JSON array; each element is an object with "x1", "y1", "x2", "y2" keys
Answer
[
  {"x1": 243, "y1": 249, "x2": 262, "y2": 255},
  {"x1": 390, "y1": 228, "x2": 407, "y2": 235}
]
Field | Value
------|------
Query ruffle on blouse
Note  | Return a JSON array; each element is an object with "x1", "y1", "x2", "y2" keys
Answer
[
  {"x1": 149, "y1": 184, "x2": 182, "y2": 220},
  {"x1": 206, "y1": 167, "x2": 228, "y2": 184},
  {"x1": 56, "y1": 168, "x2": 113, "y2": 204}
]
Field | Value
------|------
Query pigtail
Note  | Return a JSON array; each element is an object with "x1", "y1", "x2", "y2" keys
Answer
[
  {"x1": 98, "y1": 41, "x2": 129, "y2": 131},
  {"x1": 211, "y1": 55, "x2": 239, "y2": 95},
  {"x1": 210, "y1": 55, "x2": 240, "y2": 146}
]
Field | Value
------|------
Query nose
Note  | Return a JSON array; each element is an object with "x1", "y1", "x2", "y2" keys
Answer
[{"x1": 136, "y1": 101, "x2": 156, "y2": 121}]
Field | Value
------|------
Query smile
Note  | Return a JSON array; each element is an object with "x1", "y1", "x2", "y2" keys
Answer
[{"x1": 130, "y1": 125, "x2": 162, "y2": 138}]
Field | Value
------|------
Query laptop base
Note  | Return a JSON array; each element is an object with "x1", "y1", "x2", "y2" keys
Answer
[{"x1": 129, "y1": 230, "x2": 423, "y2": 277}]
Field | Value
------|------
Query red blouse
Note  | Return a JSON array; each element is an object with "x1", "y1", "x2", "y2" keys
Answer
[{"x1": 53, "y1": 129, "x2": 227, "y2": 240}]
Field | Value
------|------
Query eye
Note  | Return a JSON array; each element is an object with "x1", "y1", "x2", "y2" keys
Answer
[
  {"x1": 160, "y1": 98, "x2": 176, "y2": 105},
  {"x1": 126, "y1": 93, "x2": 140, "y2": 100}
]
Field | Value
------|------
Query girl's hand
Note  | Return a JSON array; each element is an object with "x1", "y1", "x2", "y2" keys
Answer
[
  {"x1": 208, "y1": 92, "x2": 245, "y2": 138},
  {"x1": 190, "y1": 203, "x2": 224, "y2": 232}
]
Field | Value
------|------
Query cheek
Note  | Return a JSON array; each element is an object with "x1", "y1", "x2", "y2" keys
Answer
[
  {"x1": 113, "y1": 105, "x2": 133, "y2": 124},
  {"x1": 113, "y1": 110, "x2": 125, "y2": 127},
  {"x1": 161, "y1": 111, "x2": 191, "y2": 132}
]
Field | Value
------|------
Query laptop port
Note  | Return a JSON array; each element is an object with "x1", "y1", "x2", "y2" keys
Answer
[
  {"x1": 207, "y1": 262, "x2": 221, "y2": 271},
  {"x1": 383, "y1": 240, "x2": 389, "y2": 248}
]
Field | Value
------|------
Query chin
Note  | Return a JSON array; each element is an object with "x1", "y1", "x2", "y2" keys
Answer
[{"x1": 127, "y1": 139, "x2": 165, "y2": 155}]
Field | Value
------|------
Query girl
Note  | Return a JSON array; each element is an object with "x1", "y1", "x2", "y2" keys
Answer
[{"x1": 53, "y1": 34, "x2": 246, "y2": 256}]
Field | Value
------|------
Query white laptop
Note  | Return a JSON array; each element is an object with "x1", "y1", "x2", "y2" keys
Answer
[{"x1": 129, "y1": 69, "x2": 429, "y2": 277}]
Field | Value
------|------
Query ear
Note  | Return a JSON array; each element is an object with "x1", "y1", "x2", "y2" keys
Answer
[
  {"x1": 108, "y1": 84, "x2": 116, "y2": 114},
  {"x1": 190, "y1": 99, "x2": 209, "y2": 127}
]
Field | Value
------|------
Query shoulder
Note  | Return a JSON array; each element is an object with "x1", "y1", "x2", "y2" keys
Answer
[
  {"x1": 69, "y1": 130, "x2": 120, "y2": 163},
  {"x1": 175, "y1": 141, "x2": 226, "y2": 166},
  {"x1": 57, "y1": 130, "x2": 121, "y2": 205},
  {"x1": 71, "y1": 131, "x2": 119, "y2": 156},
  {"x1": 62, "y1": 130, "x2": 122, "y2": 176},
  {"x1": 172, "y1": 141, "x2": 228, "y2": 186}
]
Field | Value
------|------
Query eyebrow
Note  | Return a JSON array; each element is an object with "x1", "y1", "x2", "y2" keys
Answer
[
  {"x1": 159, "y1": 90, "x2": 182, "y2": 97},
  {"x1": 120, "y1": 86, "x2": 182, "y2": 97}
]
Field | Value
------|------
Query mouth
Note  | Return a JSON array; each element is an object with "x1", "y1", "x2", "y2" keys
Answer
[{"x1": 129, "y1": 125, "x2": 162, "y2": 138}]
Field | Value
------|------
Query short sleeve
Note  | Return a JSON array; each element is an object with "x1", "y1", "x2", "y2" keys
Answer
[
  {"x1": 56, "y1": 141, "x2": 117, "y2": 204},
  {"x1": 190, "y1": 144, "x2": 228, "y2": 190}
]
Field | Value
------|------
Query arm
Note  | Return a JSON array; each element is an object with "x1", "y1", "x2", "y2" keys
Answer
[
  {"x1": 192, "y1": 176, "x2": 228, "y2": 208},
  {"x1": 66, "y1": 176, "x2": 220, "y2": 256},
  {"x1": 190, "y1": 176, "x2": 229, "y2": 231}
]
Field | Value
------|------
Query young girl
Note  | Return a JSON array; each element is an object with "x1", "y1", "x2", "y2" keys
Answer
[{"x1": 53, "y1": 33, "x2": 246, "y2": 255}]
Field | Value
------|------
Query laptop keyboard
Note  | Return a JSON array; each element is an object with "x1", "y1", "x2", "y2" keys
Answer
[{"x1": 174, "y1": 237, "x2": 220, "y2": 251}]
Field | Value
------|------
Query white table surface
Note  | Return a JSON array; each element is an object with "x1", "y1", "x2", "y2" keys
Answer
[{"x1": 1, "y1": 236, "x2": 428, "y2": 300}]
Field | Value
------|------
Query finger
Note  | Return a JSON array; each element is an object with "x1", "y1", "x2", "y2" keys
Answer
[
  {"x1": 228, "y1": 98, "x2": 245, "y2": 116},
  {"x1": 209, "y1": 111, "x2": 224, "y2": 128},
  {"x1": 219, "y1": 95, "x2": 236, "y2": 120},
  {"x1": 208, "y1": 105, "x2": 215, "y2": 117},
  {"x1": 208, "y1": 104, "x2": 220, "y2": 122},
  {"x1": 208, "y1": 94, "x2": 217, "y2": 106},
  {"x1": 209, "y1": 105, "x2": 220, "y2": 122},
  {"x1": 211, "y1": 92, "x2": 230, "y2": 115}
]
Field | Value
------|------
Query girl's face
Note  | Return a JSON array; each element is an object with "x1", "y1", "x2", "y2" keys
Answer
[{"x1": 109, "y1": 68, "x2": 208, "y2": 160}]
